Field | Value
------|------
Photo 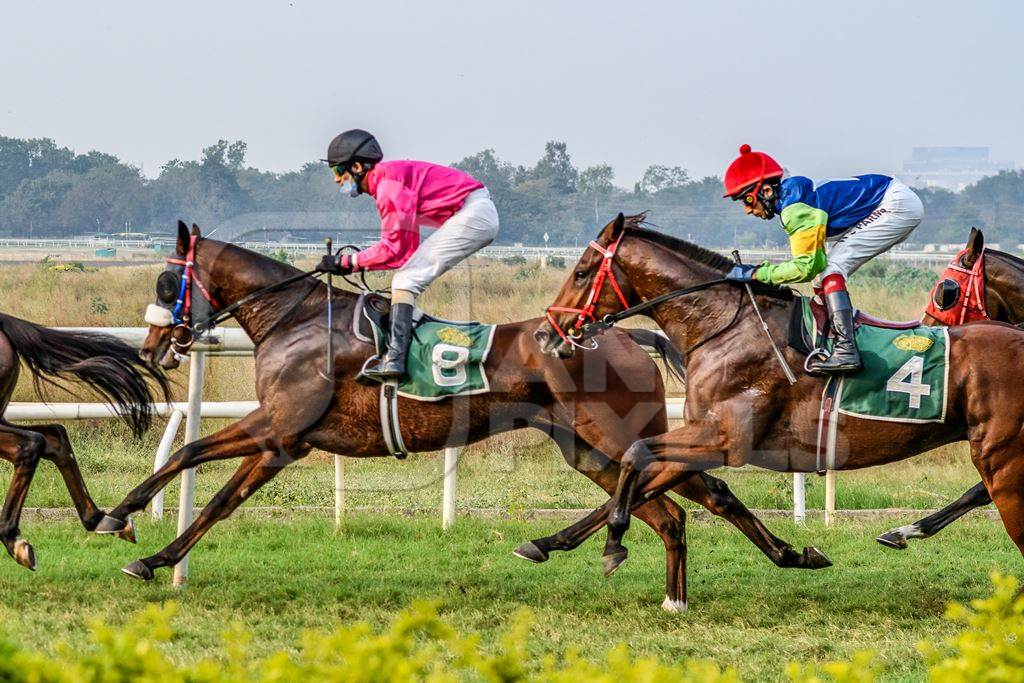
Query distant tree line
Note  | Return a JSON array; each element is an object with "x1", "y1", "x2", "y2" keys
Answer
[{"x1": 0, "y1": 135, "x2": 1021, "y2": 248}]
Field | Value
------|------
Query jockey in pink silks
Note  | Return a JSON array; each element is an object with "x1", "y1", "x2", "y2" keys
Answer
[{"x1": 316, "y1": 129, "x2": 500, "y2": 381}]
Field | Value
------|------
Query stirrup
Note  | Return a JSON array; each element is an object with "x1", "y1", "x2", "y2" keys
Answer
[
  {"x1": 804, "y1": 347, "x2": 831, "y2": 376},
  {"x1": 356, "y1": 355, "x2": 385, "y2": 385}
]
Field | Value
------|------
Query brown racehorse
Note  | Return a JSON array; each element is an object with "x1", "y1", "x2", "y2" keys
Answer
[
  {"x1": 0, "y1": 314, "x2": 167, "y2": 569},
  {"x1": 538, "y1": 213, "x2": 1024, "y2": 588},
  {"x1": 877, "y1": 227, "x2": 1024, "y2": 548},
  {"x1": 94, "y1": 221, "x2": 828, "y2": 610}
]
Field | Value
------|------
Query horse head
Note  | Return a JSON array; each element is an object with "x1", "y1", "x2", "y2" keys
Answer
[
  {"x1": 539, "y1": 215, "x2": 792, "y2": 360},
  {"x1": 535, "y1": 213, "x2": 641, "y2": 359}
]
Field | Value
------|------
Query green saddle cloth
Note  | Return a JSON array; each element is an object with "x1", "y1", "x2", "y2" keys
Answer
[
  {"x1": 799, "y1": 298, "x2": 950, "y2": 423},
  {"x1": 372, "y1": 319, "x2": 496, "y2": 402}
]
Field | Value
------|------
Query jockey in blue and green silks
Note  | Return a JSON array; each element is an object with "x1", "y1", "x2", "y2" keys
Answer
[{"x1": 721, "y1": 144, "x2": 924, "y2": 376}]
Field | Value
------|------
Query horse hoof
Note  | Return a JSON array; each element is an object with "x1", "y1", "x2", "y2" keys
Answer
[
  {"x1": 114, "y1": 519, "x2": 136, "y2": 544},
  {"x1": 95, "y1": 515, "x2": 135, "y2": 543},
  {"x1": 803, "y1": 546, "x2": 832, "y2": 569},
  {"x1": 875, "y1": 531, "x2": 908, "y2": 550},
  {"x1": 603, "y1": 549, "x2": 628, "y2": 577},
  {"x1": 12, "y1": 539, "x2": 35, "y2": 571},
  {"x1": 661, "y1": 596, "x2": 687, "y2": 613},
  {"x1": 121, "y1": 560, "x2": 154, "y2": 581},
  {"x1": 513, "y1": 541, "x2": 549, "y2": 564}
]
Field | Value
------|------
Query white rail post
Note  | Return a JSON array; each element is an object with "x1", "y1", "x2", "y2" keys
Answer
[
  {"x1": 152, "y1": 410, "x2": 184, "y2": 520},
  {"x1": 824, "y1": 470, "x2": 837, "y2": 526},
  {"x1": 442, "y1": 447, "x2": 458, "y2": 530},
  {"x1": 173, "y1": 350, "x2": 206, "y2": 588},
  {"x1": 334, "y1": 454, "x2": 345, "y2": 528},
  {"x1": 792, "y1": 473, "x2": 806, "y2": 523}
]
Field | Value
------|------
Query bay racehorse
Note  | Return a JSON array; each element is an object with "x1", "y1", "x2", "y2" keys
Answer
[
  {"x1": 0, "y1": 314, "x2": 167, "y2": 569},
  {"x1": 538, "y1": 214, "x2": 1024, "y2": 590},
  {"x1": 94, "y1": 221, "x2": 828, "y2": 610},
  {"x1": 877, "y1": 227, "x2": 1024, "y2": 548}
]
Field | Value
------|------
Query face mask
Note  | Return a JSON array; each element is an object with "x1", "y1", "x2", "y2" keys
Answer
[{"x1": 340, "y1": 178, "x2": 359, "y2": 197}]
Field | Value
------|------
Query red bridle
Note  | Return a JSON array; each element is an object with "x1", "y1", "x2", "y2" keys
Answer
[
  {"x1": 925, "y1": 247, "x2": 987, "y2": 326},
  {"x1": 545, "y1": 233, "x2": 630, "y2": 348}
]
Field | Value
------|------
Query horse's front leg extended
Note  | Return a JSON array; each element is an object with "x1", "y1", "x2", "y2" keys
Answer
[
  {"x1": 604, "y1": 423, "x2": 731, "y2": 574},
  {"x1": 122, "y1": 446, "x2": 308, "y2": 581},
  {"x1": 95, "y1": 409, "x2": 273, "y2": 538}
]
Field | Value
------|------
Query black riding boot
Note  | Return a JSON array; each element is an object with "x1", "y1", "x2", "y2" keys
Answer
[
  {"x1": 807, "y1": 290, "x2": 862, "y2": 376},
  {"x1": 361, "y1": 302, "x2": 414, "y2": 381}
]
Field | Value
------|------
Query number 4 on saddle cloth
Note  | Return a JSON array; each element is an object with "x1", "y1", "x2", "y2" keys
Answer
[
  {"x1": 353, "y1": 292, "x2": 496, "y2": 401},
  {"x1": 790, "y1": 296, "x2": 950, "y2": 426}
]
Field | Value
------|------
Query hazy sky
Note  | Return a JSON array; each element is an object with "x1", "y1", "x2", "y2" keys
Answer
[{"x1": 2, "y1": 1, "x2": 1021, "y2": 186}]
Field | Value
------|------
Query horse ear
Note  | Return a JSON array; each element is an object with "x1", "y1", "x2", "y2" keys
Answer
[
  {"x1": 176, "y1": 220, "x2": 190, "y2": 254},
  {"x1": 963, "y1": 227, "x2": 984, "y2": 267},
  {"x1": 611, "y1": 213, "x2": 625, "y2": 238},
  {"x1": 191, "y1": 223, "x2": 202, "y2": 238}
]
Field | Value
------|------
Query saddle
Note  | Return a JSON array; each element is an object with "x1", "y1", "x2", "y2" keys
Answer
[
  {"x1": 788, "y1": 296, "x2": 919, "y2": 356},
  {"x1": 351, "y1": 291, "x2": 479, "y2": 344},
  {"x1": 351, "y1": 292, "x2": 495, "y2": 460}
]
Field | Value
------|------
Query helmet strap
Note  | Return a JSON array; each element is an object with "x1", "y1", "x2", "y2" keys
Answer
[
  {"x1": 757, "y1": 181, "x2": 779, "y2": 219},
  {"x1": 349, "y1": 162, "x2": 373, "y2": 195}
]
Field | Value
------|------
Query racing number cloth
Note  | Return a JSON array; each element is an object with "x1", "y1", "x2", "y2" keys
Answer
[
  {"x1": 372, "y1": 321, "x2": 496, "y2": 401},
  {"x1": 801, "y1": 298, "x2": 949, "y2": 423}
]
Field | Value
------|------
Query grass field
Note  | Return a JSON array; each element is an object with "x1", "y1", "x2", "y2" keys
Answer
[{"x1": 0, "y1": 514, "x2": 1013, "y2": 681}]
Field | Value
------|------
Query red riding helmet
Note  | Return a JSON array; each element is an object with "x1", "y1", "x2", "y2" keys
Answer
[{"x1": 722, "y1": 144, "x2": 784, "y2": 198}]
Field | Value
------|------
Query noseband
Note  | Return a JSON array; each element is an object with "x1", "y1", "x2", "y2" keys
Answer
[{"x1": 545, "y1": 232, "x2": 630, "y2": 349}]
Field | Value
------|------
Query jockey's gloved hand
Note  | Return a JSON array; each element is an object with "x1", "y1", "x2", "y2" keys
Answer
[
  {"x1": 725, "y1": 263, "x2": 758, "y2": 282},
  {"x1": 316, "y1": 254, "x2": 354, "y2": 275}
]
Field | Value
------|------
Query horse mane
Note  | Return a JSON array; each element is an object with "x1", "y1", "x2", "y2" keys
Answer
[
  {"x1": 988, "y1": 248, "x2": 1024, "y2": 271},
  {"x1": 623, "y1": 215, "x2": 793, "y2": 300}
]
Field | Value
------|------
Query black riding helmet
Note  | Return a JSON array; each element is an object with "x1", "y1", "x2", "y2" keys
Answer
[{"x1": 324, "y1": 129, "x2": 384, "y2": 168}]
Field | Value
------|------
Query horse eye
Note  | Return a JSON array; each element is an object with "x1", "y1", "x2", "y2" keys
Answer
[{"x1": 574, "y1": 270, "x2": 587, "y2": 281}]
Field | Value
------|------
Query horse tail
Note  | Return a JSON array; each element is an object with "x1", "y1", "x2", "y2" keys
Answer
[
  {"x1": 0, "y1": 314, "x2": 170, "y2": 438},
  {"x1": 626, "y1": 328, "x2": 685, "y2": 384}
]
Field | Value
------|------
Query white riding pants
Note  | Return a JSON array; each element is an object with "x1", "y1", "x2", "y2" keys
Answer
[
  {"x1": 815, "y1": 178, "x2": 924, "y2": 286},
  {"x1": 391, "y1": 188, "x2": 500, "y2": 296}
]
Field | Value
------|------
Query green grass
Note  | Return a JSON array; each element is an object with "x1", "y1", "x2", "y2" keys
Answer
[{"x1": 0, "y1": 514, "x2": 1013, "y2": 681}]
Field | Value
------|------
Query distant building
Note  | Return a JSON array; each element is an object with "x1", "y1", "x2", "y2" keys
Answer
[{"x1": 900, "y1": 147, "x2": 1014, "y2": 192}]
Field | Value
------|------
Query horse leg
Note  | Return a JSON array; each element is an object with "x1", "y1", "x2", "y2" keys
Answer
[
  {"x1": 673, "y1": 473, "x2": 831, "y2": 569},
  {"x1": 95, "y1": 410, "x2": 272, "y2": 538},
  {"x1": 876, "y1": 481, "x2": 991, "y2": 550},
  {"x1": 974, "y1": 444, "x2": 1024, "y2": 560},
  {"x1": 122, "y1": 448, "x2": 305, "y2": 580},
  {"x1": 25, "y1": 423, "x2": 104, "y2": 532},
  {"x1": 0, "y1": 424, "x2": 47, "y2": 570},
  {"x1": 604, "y1": 425, "x2": 729, "y2": 571},
  {"x1": 515, "y1": 432, "x2": 689, "y2": 611}
]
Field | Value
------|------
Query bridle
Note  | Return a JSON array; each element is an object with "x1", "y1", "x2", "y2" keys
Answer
[
  {"x1": 544, "y1": 232, "x2": 630, "y2": 349},
  {"x1": 925, "y1": 248, "x2": 988, "y2": 326},
  {"x1": 545, "y1": 230, "x2": 742, "y2": 353},
  {"x1": 149, "y1": 236, "x2": 340, "y2": 356},
  {"x1": 162, "y1": 234, "x2": 221, "y2": 354}
]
